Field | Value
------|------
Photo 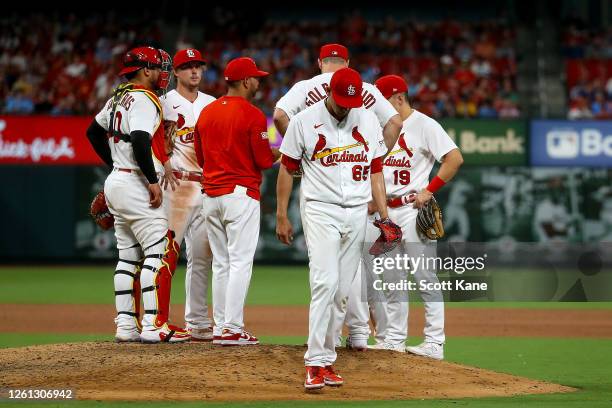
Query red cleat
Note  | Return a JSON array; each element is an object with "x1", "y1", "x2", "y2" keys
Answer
[
  {"x1": 322, "y1": 365, "x2": 344, "y2": 386},
  {"x1": 220, "y1": 329, "x2": 259, "y2": 346},
  {"x1": 304, "y1": 366, "x2": 325, "y2": 390}
]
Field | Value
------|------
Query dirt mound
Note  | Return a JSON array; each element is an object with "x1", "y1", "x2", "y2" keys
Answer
[{"x1": 0, "y1": 342, "x2": 574, "y2": 401}]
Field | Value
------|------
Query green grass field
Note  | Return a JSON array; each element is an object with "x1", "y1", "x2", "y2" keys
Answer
[{"x1": 1, "y1": 265, "x2": 611, "y2": 407}]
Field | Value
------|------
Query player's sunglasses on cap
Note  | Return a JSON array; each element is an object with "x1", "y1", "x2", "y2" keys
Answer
[
  {"x1": 330, "y1": 67, "x2": 363, "y2": 108},
  {"x1": 319, "y1": 43, "x2": 349, "y2": 60},
  {"x1": 173, "y1": 49, "x2": 206, "y2": 69},
  {"x1": 224, "y1": 57, "x2": 269, "y2": 81},
  {"x1": 375, "y1": 75, "x2": 408, "y2": 99}
]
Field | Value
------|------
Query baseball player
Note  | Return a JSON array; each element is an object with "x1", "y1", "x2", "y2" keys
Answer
[
  {"x1": 274, "y1": 43, "x2": 402, "y2": 350},
  {"x1": 276, "y1": 68, "x2": 398, "y2": 389},
  {"x1": 85, "y1": 46, "x2": 190, "y2": 343},
  {"x1": 194, "y1": 57, "x2": 280, "y2": 346},
  {"x1": 273, "y1": 43, "x2": 402, "y2": 151},
  {"x1": 157, "y1": 48, "x2": 216, "y2": 341},
  {"x1": 355, "y1": 74, "x2": 464, "y2": 358}
]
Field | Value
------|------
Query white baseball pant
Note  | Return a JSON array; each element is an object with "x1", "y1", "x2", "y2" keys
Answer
[
  {"x1": 202, "y1": 185, "x2": 260, "y2": 334},
  {"x1": 163, "y1": 180, "x2": 213, "y2": 330},
  {"x1": 302, "y1": 199, "x2": 367, "y2": 367},
  {"x1": 346, "y1": 207, "x2": 446, "y2": 345},
  {"x1": 104, "y1": 168, "x2": 170, "y2": 331}
]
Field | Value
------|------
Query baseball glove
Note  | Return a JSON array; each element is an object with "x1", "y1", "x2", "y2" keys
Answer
[
  {"x1": 369, "y1": 218, "x2": 403, "y2": 256},
  {"x1": 416, "y1": 197, "x2": 445, "y2": 240},
  {"x1": 90, "y1": 190, "x2": 114, "y2": 230},
  {"x1": 163, "y1": 120, "x2": 177, "y2": 156}
]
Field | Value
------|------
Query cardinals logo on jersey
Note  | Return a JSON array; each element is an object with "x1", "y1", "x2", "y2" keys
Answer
[
  {"x1": 384, "y1": 133, "x2": 413, "y2": 168},
  {"x1": 310, "y1": 127, "x2": 369, "y2": 167}
]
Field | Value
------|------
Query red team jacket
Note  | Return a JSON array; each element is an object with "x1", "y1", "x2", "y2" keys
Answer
[{"x1": 194, "y1": 95, "x2": 275, "y2": 200}]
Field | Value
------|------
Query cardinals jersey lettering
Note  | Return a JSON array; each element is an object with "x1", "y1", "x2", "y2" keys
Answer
[
  {"x1": 383, "y1": 110, "x2": 457, "y2": 207},
  {"x1": 95, "y1": 86, "x2": 162, "y2": 170},
  {"x1": 280, "y1": 101, "x2": 387, "y2": 206},
  {"x1": 276, "y1": 72, "x2": 397, "y2": 128},
  {"x1": 161, "y1": 89, "x2": 215, "y2": 172}
]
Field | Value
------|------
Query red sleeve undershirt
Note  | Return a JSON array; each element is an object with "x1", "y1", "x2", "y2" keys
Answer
[
  {"x1": 281, "y1": 154, "x2": 301, "y2": 172},
  {"x1": 370, "y1": 156, "x2": 383, "y2": 174}
]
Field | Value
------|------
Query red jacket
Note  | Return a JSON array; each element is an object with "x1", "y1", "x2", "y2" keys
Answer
[{"x1": 195, "y1": 95, "x2": 275, "y2": 200}]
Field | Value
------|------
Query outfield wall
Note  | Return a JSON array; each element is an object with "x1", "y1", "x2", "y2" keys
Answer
[{"x1": 1, "y1": 116, "x2": 610, "y2": 261}]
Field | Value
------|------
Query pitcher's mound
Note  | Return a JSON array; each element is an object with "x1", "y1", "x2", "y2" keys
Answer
[{"x1": 0, "y1": 342, "x2": 574, "y2": 401}]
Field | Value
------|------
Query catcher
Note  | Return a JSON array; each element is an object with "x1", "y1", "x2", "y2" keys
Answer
[{"x1": 345, "y1": 75, "x2": 463, "y2": 359}]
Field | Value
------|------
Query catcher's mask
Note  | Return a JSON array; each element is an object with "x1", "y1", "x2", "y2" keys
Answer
[{"x1": 118, "y1": 46, "x2": 173, "y2": 92}]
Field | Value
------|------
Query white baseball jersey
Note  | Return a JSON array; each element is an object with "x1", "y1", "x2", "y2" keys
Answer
[
  {"x1": 383, "y1": 110, "x2": 457, "y2": 203},
  {"x1": 161, "y1": 89, "x2": 215, "y2": 172},
  {"x1": 95, "y1": 88, "x2": 162, "y2": 170},
  {"x1": 276, "y1": 72, "x2": 397, "y2": 128},
  {"x1": 280, "y1": 101, "x2": 387, "y2": 207}
]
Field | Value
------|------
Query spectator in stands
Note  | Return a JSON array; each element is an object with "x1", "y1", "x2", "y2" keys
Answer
[
  {"x1": 478, "y1": 98, "x2": 497, "y2": 118},
  {"x1": 497, "y1": 99, "x2": 520, "y2": 119},
  {"x1": 3, "y1": 89, "x2": 34, "y2": 114},
  {"x1": 568, "y1": 96, "x2": 594, "y2": 120}
]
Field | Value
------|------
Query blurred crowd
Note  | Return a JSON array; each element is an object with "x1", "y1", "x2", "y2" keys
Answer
[
  {"x1": 0, "y1": 13, "x2": 162, "y2": 116},
  {"x1": 0, "y1": 12, "x2": 520, "y2": 118},
  {"x1": 562, "y1": 18, "x2": 612, "y2": 120}
]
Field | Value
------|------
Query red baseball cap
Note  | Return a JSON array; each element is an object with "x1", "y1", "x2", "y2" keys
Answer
[
  {"x1": 330, "y1": 67, "x2": 363, "y2": 108},
  {"x1": 375, "y1": 75, "x2": 408, "y2": 99},
  {"x1": 319, "y1": 44, "x2": 349, "y2": 61},
  {"x1": 173, "y1": 48, "x2": 206, "y2": 69},
  {"x1": 224, "y1": 57, "x2": 269, "y2": 81}
]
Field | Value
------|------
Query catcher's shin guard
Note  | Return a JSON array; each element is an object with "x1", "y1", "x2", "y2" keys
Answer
[
  {"x1": 114, "y1": 246, "x2": 144, "y2": 331},
  {"x1": 133, "y1": 266, "x2": 142, "y2": 329},
  {"x1": 140, "y1": 231, "x2": 180, "y2": 329}
]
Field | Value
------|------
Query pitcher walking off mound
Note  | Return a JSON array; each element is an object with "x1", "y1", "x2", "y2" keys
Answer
[{"x1": 276, "y1": 68, "x2": 399, "y2": 389}]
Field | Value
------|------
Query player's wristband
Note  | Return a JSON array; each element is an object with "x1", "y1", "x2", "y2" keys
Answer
[
  {"x1": 426, "y1": 176, "x2": 446, "y2": 194},
  {"x1": 387, "y1": 194, "x2": 414, "y2": 208}
]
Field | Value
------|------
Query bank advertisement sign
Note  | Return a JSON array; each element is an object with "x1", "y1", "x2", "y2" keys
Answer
[{"x1": 439, "y1": 119, "x2": 528, "y2": 166}]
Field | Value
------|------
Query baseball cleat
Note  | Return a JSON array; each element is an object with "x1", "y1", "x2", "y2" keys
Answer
[
  {"x1": 140, "y1": 323, "x2": 191, "y2": 343},
  {"x1": 304, "y1": 366, "x2": 325, "y2": 390},
  {"x1": 220, "y1": 329, "x2": 259, "y2": 346},
  {"x1": 115, "y1": 328, "x2": 141, "y2": 343},
  {"x1": 405, "y1": 342, "x2": 444, "y2": 360},
  {"x1": 322, "y1": 365, "x2": 344, "y2": 386},
  {"x1": 368, "y1": 342, "x2": 406, "y2": 352},
  {"x1": 188, "y1": 327, "x2": 214, "y2": 342},
  {"x1": 345, "y1": 336, "x2": 367, "y2": 351}
]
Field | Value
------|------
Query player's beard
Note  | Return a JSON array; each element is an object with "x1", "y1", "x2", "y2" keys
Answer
[{"x1": 248, "y1": 83, "x2": 258, "y2": 100}]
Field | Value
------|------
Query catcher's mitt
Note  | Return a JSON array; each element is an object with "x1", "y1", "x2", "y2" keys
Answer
[
  {"x1": 163, "y1": 120, "x2": 177, "y2": 156},
  {"x1": 369, "y1": 218, "x2": 403, "y2": 256},
  {"x1": 90, "y1": 190, "x2": 114, "y2": 230},
  {"x1": 416, "y1": 197, "x2": 444, "y2": 240}
]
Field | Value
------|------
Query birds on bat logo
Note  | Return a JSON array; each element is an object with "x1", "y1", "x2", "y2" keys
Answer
[{"x1": 310, "y1": 126, "x2": 370, "y2": 167}]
